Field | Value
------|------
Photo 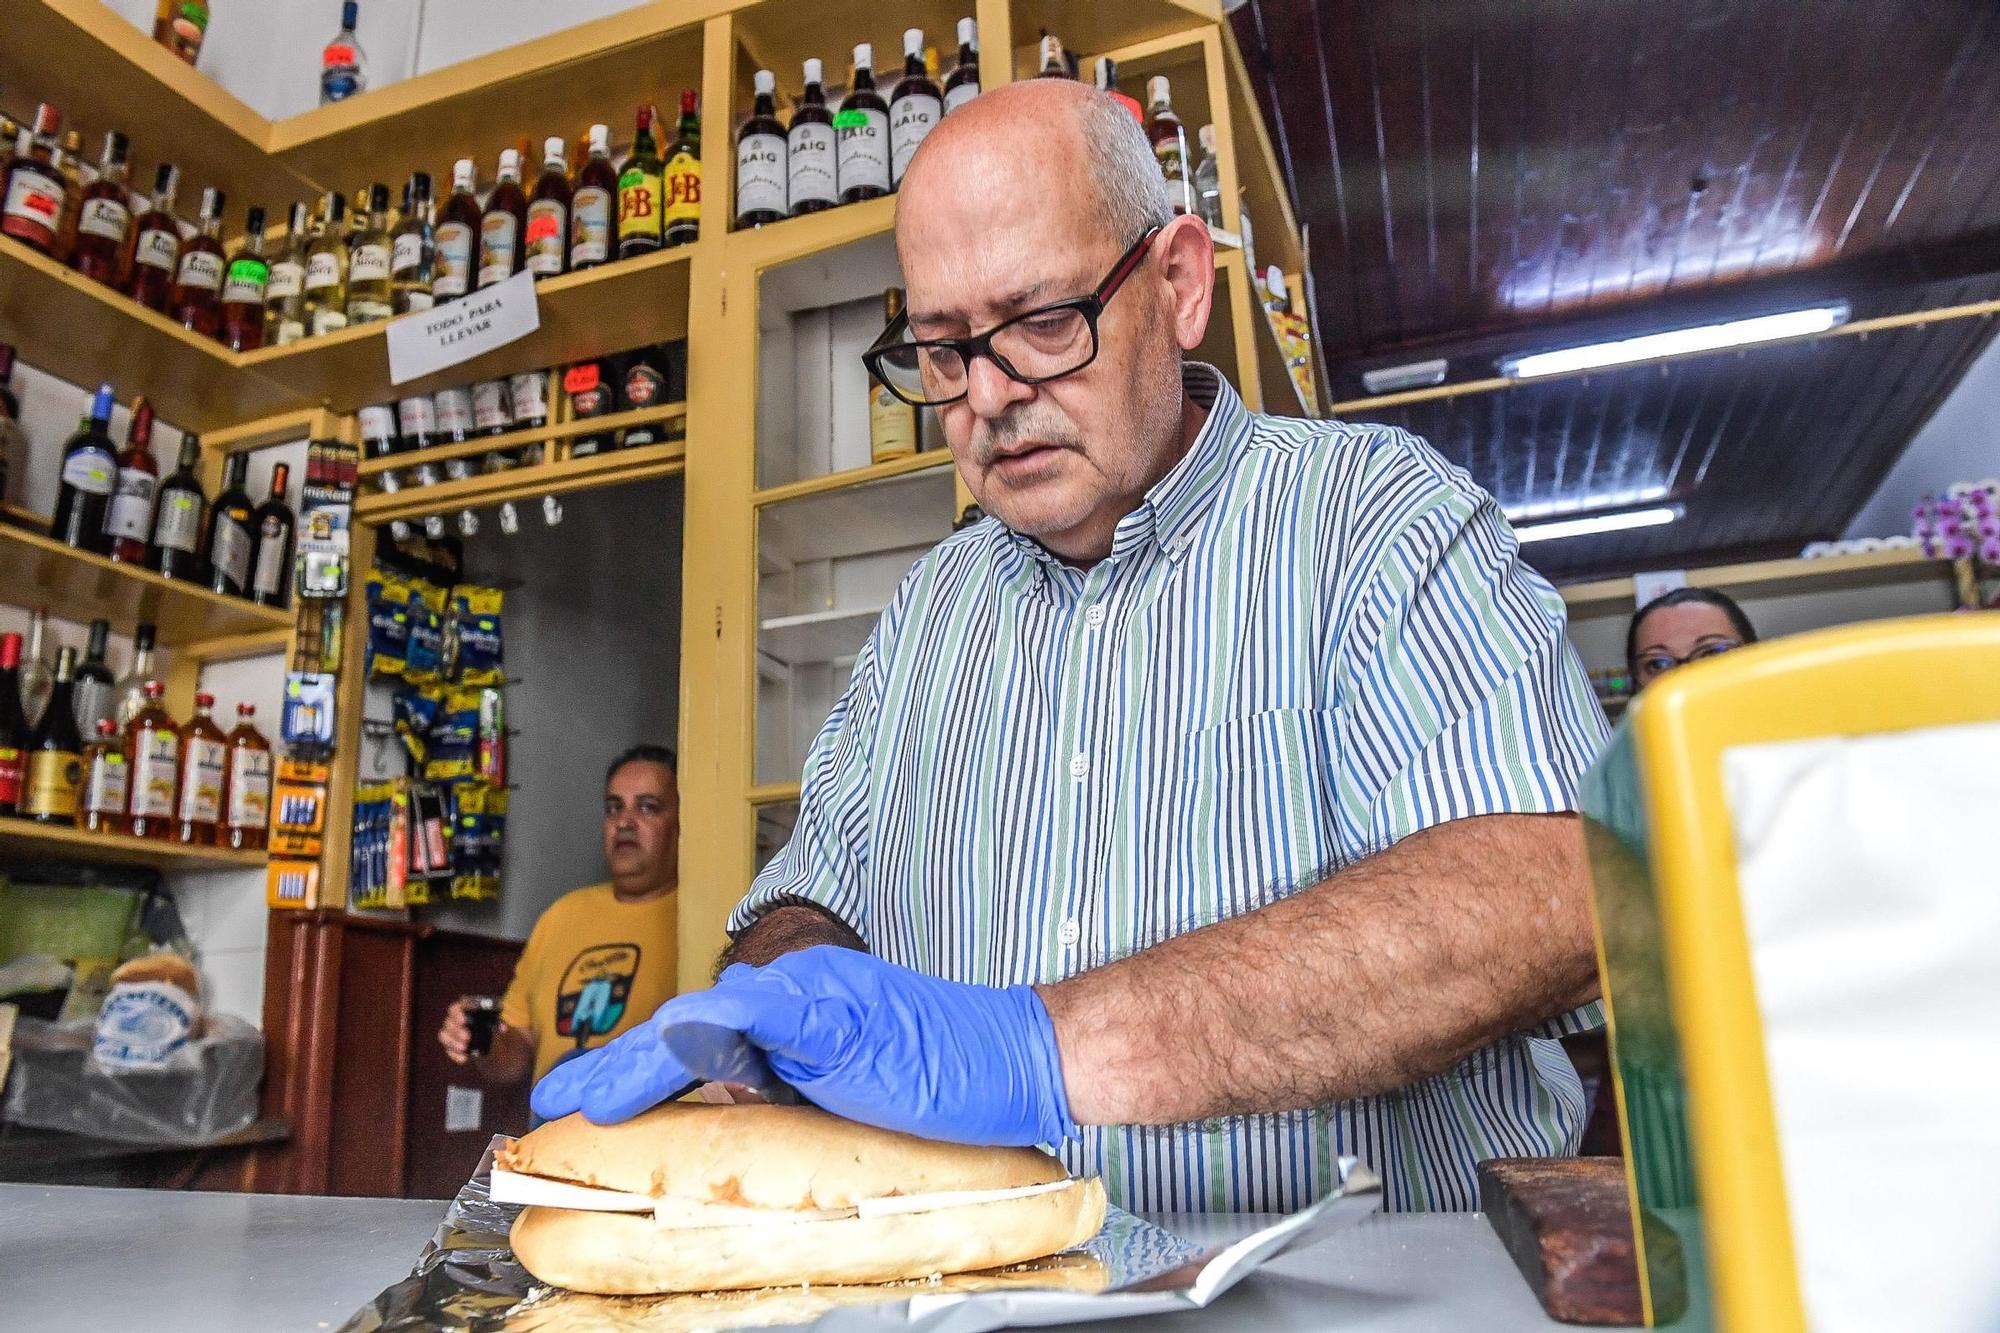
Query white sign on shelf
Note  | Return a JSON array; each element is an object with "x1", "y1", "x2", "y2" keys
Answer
[
  {"x1": 386, "y1": 269, "x2": 541, "y2": 385},
  {"x1": 1632, "y1": 568, "x2": 1690, "y2": 607}
]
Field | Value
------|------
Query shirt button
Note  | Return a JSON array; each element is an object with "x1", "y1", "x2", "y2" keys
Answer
[
  {"x1": 1058, "y1": 919, "x2": 1081, "y2": 947},
  {"x1": 1085, "y1": 605, "x2": 1106, "y2": 628},
  {"x1": 1068, "y1": 753, "x2": 1088, "y2": 779}
]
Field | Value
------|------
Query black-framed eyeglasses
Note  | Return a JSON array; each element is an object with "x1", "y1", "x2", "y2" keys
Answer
[
  {"x1": 862, "y1": 226, "x2": 1163, "y2": 407},
  {"x1": 1635, "y1": 638, "x2": 1744, "y2": 681}
]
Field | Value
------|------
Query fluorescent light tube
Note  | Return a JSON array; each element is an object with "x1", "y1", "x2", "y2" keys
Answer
[
  {"x1": 1500, "y1": 304, "x2": 1849, "y2": 379},
  {"x1": 1362, "y1": 359, "x2": 1449, "y2": 394},
  {"x1": 1515, "y1": 505, "x2": 1682, "y2": 544}
]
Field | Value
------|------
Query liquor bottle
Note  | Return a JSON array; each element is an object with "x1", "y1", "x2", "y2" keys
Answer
[
  {"x1": 565, "y1": 361, "x2": 615, "y2": 456},
  {"x1": 787, "y1": 61, "x2": 837, "y2": 217},
  {"x1": 125, "y1": 163, "x2": 183, "y2": 312},
  {"x1": 19, "y1": 608, "x2": 54, "y2": 730},
  {"x1": 837, "y1": 46, "x2": 891, "y2": 204},
  {"x1": 0, "y1": 115, "x2": 17, "y2": 182},
  {"x1": 72, "y1": 131, "x2": 134, "y2": 288},
  {"x1": 391, "y1": 171, "x2": 435, "y2": 313},
  {"x1": 663, "y1": 90, "x2": 702, "y2": 248},
  {"x1": 264, "y1": 202, "x2": 310, "y2": 346},
  {"x1": 1094, "y1": 58, "x2": 1143, "y2": 125},
  {"x1": 208, "y1": 207, "x2": 268, "y2": 350},
  {"x1": 944, "y1": 19, "x2": 980, "y2": 113},
  {"x1": 435, "y1": 384, "x2": 474, "y2": 445},
  {"x1": 303, "y1": 190, "x2": 350, "y2": 335},
  {"x1": 617, "y1": 105, "x2": 666, "y2": 259},
  {"x1": 114, "y1": 623, "x2": 158, "y2": 727},
  {"x1": 53, "y1": 130, "x2": 87, "y2": 259},
  {"x1": 520, "y1": 138, "x2": 570, "y2": 280},
  {"x1": 870, "y1": 289, "x2": 919, "y2": 462},
  {"x1": 509, "y1": 370, "x2": 549, "y2": 434},
  {"x1": 1036, "y1": 35, "x2": 1070, "y2": 78},
  {"x1": 124, "y1": 679, "x2": 179, "y2": 840},
  {"x1": 617, "y1": 344, "x2": 670, "y2": 447},
  {"x1": 479, "y1": 150, "x2": 527, "y2": 289},
  {"x1": 104, "y1": 397, "x2": 159, "y2": 564},
  {"x1": 346, "y1": 182, "x2": 394, "y2": 323},
  {"x1": 321, "y1": 0, "x2": 367, "y2": 104},
  {"x1": 1146, "y1": 77, "x2": 1192, "y2": 216},
  {"x1": 734, "y1": 71, "x2": 786, "y2": 230},
  {"x1": 0, "y1": 633, "x2": 26, "y2": 817},
  {"x1": 25, "y1": 648, "x2": 83, "y2": 824},
  {"x1": 70, "y1": 619, "x2": 116, "y2": 736},
  {"x1": 342, "y1": 178, "x2": 370, "y2": 260},
  {"x1": 79, "y1": 719, "x2": 128, "y2": 834},
  {"x1": 174, "y1": 690, "x2": 227, "y2": 845},
  {"x1": 889, "y1": 29, "x2": 943, "y2": 187},
  {"x1": 52, "y1": 385, "x2": 118, "y2": 555},
  {"x1": 153, "y1": 0, "x2": 209, "y2": 64},
  {"x1": 570, "y1": 125, "x2": 615, "y2": 271},
  {"x1": 248, "y1": 462, "x2": 296, "y2": 609},
  {"x1": 169, "y1": 186, "x2": 228, "y2": 336},
  {"x1": 471, "y1": 378, "x2": 511, "y2": 437},
  {"x1": 201, "y1": 452, "x2": 256, "y2": 598},
  {"x1": 149, "y1": 434, "x2": 207, "y2": 579},
  {"x1": 1, "y1": 105, "x2": 71, "y2": 257},
  {"x1": 221, "y1": 702, "x2": 272, "y2": 850},
  {"x1": 1194, "y1": 125, "x2": 1223, "y2": 228},
  {"x1": 434, "y1": 159, "x2": 479, "y2": 301}
]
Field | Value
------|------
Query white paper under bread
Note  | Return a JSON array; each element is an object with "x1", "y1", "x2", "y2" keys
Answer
[{"x1": 491, "y1": 1166, "x2": 1081, "y2": 1228}]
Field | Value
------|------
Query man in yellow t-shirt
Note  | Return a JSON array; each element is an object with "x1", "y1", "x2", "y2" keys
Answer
[{"x1": 438, "y1": 745, "x2": 679, "y2": 1091}]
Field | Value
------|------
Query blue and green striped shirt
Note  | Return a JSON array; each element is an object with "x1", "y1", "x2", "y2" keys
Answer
[{"x1": 736, "y1": 364, "x2": 1610, "y2": 1213}]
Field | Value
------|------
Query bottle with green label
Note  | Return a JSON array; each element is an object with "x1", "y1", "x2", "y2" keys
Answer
[
  {"x1": 221, "y1": 205, "x2": 269, "y2": 351},
  {"x1": 836, "y1": 44, "x2": 892, "y2": 204},
  {"x1": 618, "y1": 104, "x2": 665, "y2": 260}
]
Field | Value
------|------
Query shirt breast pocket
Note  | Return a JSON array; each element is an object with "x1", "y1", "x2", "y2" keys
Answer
[{"x1": 1157, "y1": 707, "x2": 1336, "y2": 940}]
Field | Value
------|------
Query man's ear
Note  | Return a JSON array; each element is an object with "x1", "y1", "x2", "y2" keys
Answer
[{"x1": 1155, "y1": 214, "x2": 1217, "y2": 351}]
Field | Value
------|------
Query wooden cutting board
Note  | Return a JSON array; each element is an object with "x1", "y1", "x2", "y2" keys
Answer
[{"x1": 1479, "y1": 1156, "x2": 1687, "y2": 1326}]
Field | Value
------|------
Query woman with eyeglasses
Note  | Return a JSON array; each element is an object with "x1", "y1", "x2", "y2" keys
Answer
[{"x1": 1627, "y1": 587, "x2": 1758, "y2": 690}]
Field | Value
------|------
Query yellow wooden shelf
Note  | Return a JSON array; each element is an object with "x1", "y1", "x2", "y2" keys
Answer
[
  {"x1": 238, "y1": 247, "x2": 695, "y2": 416},
  {"x1": 355, "y1": 440, "x2": 686, "y2": 524},
  {"x1": 753, "y1": 449, "x2": 955, "y2": 508},
  {"x1": 0, "y1": 237, "x2": 299, "y2": 432},
  {"x1": 0, "y1": 816, "x2": 268, "y2": 872},
  {"x1": 0, "y1": 524, "x2": 293, "y2": 646},
  {"x1": 746, "y1": 781, "x2": 801, "y2": 806},
  {"x1": 0, "y1": 0, "x2": 318, "y2": 214},
  {"x1": 1560, "y1": 547, "x2": 1949, "y2": 615},
  {"x1": 358, "y1": 404, "x2": 687, "y2": 478}
]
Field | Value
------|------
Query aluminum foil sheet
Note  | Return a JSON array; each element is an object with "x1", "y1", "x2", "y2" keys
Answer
[{"x1": 338, "y1": 1136, "x2": 1382, "y2": 1333}]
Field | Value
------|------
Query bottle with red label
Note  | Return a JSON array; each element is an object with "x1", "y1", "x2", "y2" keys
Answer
[
  {"x1": 125, "y1": 163, "x2": 184, "y2": 313},
  {"x1": 103, "y1": 397, "x2": 158, "y2": 565},
  {"x1": 564, "y1": 360, "x2": 615, "y2": 457},
  {"x1": 72, "y1": 131, "x2": 135, "y2": 288},
  {"x1": 174, "y1": 691, "x2": 227, "y2": 845},
  {"x1": 525, "y1": 137, "x2": 571, "y2": 280},
  {"x1": 617, "y1": 344, "x2": 671, "y2": 448},
  {"x1": 124, "y1": 680, "x2": 179, "y2": 840},
  {"x1": 169, "y1": 187, "x2": 229, "y2": 336},
  {"x1": 221, "y1": 702, "x2": 272, "y2": 850},
  {"x1": 0, "y1": 632, "x2": 28, "y2": 817},
  {"x1": 320, "y1": 1, "x2": 367, "y2": 103},
  {"x1": 1, "y1": 104, "x2": 74, "y2": 258},
  {"x1": 79, "y1": 719, "x2": 128, "y2": 835}
]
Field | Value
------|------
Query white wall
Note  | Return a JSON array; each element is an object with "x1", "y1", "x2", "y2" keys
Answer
[{"x1": 1845, "y1": 333, "x2": 2000, "y2": 539}]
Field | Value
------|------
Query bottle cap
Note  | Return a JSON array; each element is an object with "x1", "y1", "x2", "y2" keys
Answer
[
  {"x1": 237, "y1": 702, "x2": 255, "y2": 717},
  {"x1": 753, "y1": 69, "x2": 775, "y2": 95},
  {"x1": 104, "y1": 130, "x2": 130, "y2": 161},
  {"x1": 96, "y1": 719, "x2": 117, "y2": 737},
  {"x1": 155, "y1": 162, "x2": 179, "y2": 194},
  {"x1": 371, "y1": 182, "x2": 390, "y2": 211},
  {"x1": 544, "y1": 135, "x2": 566, "y2": 163},
  {"x1": 498, "y1": 148, "x2": 520, "y2": 176},
  {"x1": 135, "y1": 622, "x2": 156, "y2": 650},
  {"x1": 245, "y1": 205, "x2": 266, "y2": 233},
  {"x1": 1148, "y1": 75, "x2": 1171, "y2": 105},
  {"x1": 144, "y1": 680, "x2": 164, "y2": 698},
  {"x1": 854, "y1": 43, "x2": 873, "y2": 68},
  {"x1": 0, "y1": 633, "x2": 18, "y2": 670},
  {"x1": 680, "y1": 88, "x2": 697, "y2": 114},
  {"x1": 958, "y1": 18, "x2": 976, "y2": 45},
  {"x1": 804, "y1": 57, "x2": 823, "y2": 84},
  {"x1": 195, "y1": 691, "x2": 216, "y2": 707},
  {"x1": 454, "y1": 157, "x2": 475, "y2": 185},
  {"x1": 201, "y1": 186, "x2": 225, "y2": 218},
  {"x1": 588, "y1": 123, "x2": 609, "y2": 151},
  {"x1": 1095, "y1": 57, "x2": 1116, "y2": 89},
  {"x1": 1199, "y1": 123, "x2": 1216, "y2": 152},
  {"x1": 904, "y1": 28, "x2": 924, "y2": 57}
]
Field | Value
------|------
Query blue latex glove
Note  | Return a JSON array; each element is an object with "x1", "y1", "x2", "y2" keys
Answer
[
  {"x1": 529, "y1": 1014, "x2": 697, "y2": 1125},
  {"x1": 660, "y1": 947, "x2": 1077, "y2": 1147}
]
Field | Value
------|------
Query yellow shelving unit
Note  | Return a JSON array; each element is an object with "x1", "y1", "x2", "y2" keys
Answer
[
  {"x1": 0, "y1": 524, "x2": 292, "y2": 646},
  {"x1": 0, "y1": 817, "x2": 267, "y2": 873}
]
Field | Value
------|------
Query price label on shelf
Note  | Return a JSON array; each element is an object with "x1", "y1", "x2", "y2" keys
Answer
[{"x1": 386, "y1": 268, "x2": 541, "y2": 385}]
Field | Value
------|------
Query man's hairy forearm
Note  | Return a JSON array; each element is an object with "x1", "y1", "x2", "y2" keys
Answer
[
  {"x1": 1039, "y1": 812, "x2": 1601, "y2": 1126},
  {"x1": 718, "y1": 901, "x2": 868, "y2": 975}
]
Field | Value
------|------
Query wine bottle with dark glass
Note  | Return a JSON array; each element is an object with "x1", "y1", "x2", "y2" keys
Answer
[
  {"x1": 25, "y1": 647, "x2": 82, "y2": 825},
  {"x1": 148, "y1": 433, "x2": 208, "y2": 579},
  {"x1": 0, "y1": 632, "x2": 27, "y2": 817},
  {"x1": 104, "y1": 396, "x2": 158, "y2": 565},
  {"x1": 51, "y1": 383, "x2": 117, "y2": 555},
  {"x1": 248, "y1": 462, "x2": 296, "y2": 609},
  {"x1": 201, "y1": 453, "x2": 256, "y2": 598},
  {"x1": 70, "y1": 618, "x2": 116, "y2": 736}
]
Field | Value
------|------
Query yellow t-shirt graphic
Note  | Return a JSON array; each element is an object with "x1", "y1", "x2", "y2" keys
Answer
[{"x1": 502, "y1": 883, "x2": 677, "y2": 1084}]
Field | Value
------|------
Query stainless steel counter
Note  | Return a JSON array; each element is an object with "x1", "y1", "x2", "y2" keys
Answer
[{"x1": 0, "y1": 1183, "x2": 1605, "y2": 1332}]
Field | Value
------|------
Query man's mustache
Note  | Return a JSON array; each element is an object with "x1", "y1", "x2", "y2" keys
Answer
[{"x1": 971, "y1": 407, "x2": 1086, "y2": 467}]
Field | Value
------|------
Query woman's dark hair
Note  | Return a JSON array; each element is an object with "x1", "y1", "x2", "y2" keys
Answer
[
  {"x1": 1626, "y1": 587, "x2": 1758, "y2": 678},
  {"x1": 605, "y1": 743, "x2": 678, "y2": 787}
]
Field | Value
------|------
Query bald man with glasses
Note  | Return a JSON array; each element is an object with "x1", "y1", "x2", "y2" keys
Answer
[{"x1": 536, "y1": 78, "x2": 1612, "y2": 1215}]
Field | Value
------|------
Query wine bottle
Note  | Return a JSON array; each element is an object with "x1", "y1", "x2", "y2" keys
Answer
[
  {"x1": 71, "y1": 618, "x2": 117, "y2": 737},
  {"x1": 25, "y1": 647, "x2": 83, "y2": 824},
  {"x1": 478, "y1": 150, "x2": 528, "y2": 289},
  {"x1": 346, "y1": 182, "x2": 394, "y2": 323},
  {"x1": 168, "y1": 186, "x2": 228, "y2": 336},
  {"x1": 787, "y1": 61, "x2": 837, "y2": 217},
  {"x1": 434, "y1": 159, "x2": 479, "y2": 301},
  {"x1": 569, "y1": 125, "x2": 615, "y2": 271},
  {"x1": 391, "y1": 171, "x2": 436, "y2": 314},
  {"x1": 248, "y1": 462, "x2": 296, "y2": 609},
  {"x1": 889, "y1": 29, "x2": 942, "y2": 187},
  {"x1": 735, "y1": 71, "x2": 786, "y2": 229},
  {"x1": 51, "y1": 384, "x2": 117, "y2": 554},
  {"x1": 148, "y1": 432, "x2": 208, "y2": 579},
  {"x1": 264, "y1": 202, "x2": 311, "y2": 347},
  {"x1": 220, "y1": 205, "x2": 271, "y2": 351},
  {"x1": 104, "y1": 397, "x2": 159, "y2": 564},
  {"x1": 944, "y1": 19, "x2": 981, "y2": 113},
  {"x1": 201, "y1": 452, "x2": 256, "y2": 597},
  {"x1": 125, "y1": 163, "x2": 183, "y2": 312},
  {"x1": 303, "y1": 190, "x2": 350, "y2": 336},
  {"x1": 71, "y1": 130, "x2": 135, "y2": 288},
  {"x1": 114, "y1": 622, "x2": 158, "y2": 727},
  {"x1": 837, "y1": 45, "x2": 891, "y2": 204},
  {"x1": 526, "y1": 137, "x2": 571, "y2": 279}
]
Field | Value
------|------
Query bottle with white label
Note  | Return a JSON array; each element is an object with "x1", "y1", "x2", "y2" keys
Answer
[
  {"x1": 248, "y1": 462, "x2": 296, "y2": 610},
  {"x1": 837, "y1": 45, "x2": 892, "y2": 204},
  {"x1": 392, "y1": 171, "x2": 436, "y2": 314},
  {"x1": 569, "y1": 125, "x2": 615, "y2": 270},
  {"x1": 264, "y1": 202, "x2": 311, "y2": 347},
  {"x1": 124, "y1": 680, "x2": 179, "y2": 840},
  {"x1": 51, "y1": 384, "x2": 117, "y2": 555},
  {"x1": 346, "y1": 182, "x2": 394, "y2": 324},
  {"x1": 72, "y1": 130, "x2": 135, "y2": 288},
  {"x1": 303, "y1": 190, "x2": 350, "y2": 336},
  {"x1": 479, "y1": 149, "x2": 528, "y2": 289},
  {"x1": 736, "y1": 70, "x2": 787, "y2": 229},
  {"x1": 435, "y1": 158, "x2": 479, "y2": 300},
  {"x1": 943, "y1": 19, "x2": 980, "y2": 113},
  {"x1": 889, "y1": 29, "x2": 942, "y2": 187},
  {"x1": 79, "y1": 719, "x2": 128, "y2": 835},
  {"x1": 124, "y1": 162, "x2": 182, "y2": 313},
  {"x1": 149, "y1": 433, "x2": 207, "y2": 580},
  {"x1": 202, "y1": 452, "x2": 256, "y2": 598},
  {"x1": 104, "y1": 397, "x2": 158, "y2": 565},
  {"x1": 222, "y1": 702, "x2": 272, "y2": 850},
  {"x1": 788, "y1": 60, "x2": 838, "y2": 216},
  {"x1": 174, "y1": 691, "x2": 227, "y2": 846},
  {"x1": 526, "y1": 137, "x2": 570, "y2": 278},
  {"x1": 168, "y1": 186, "x2": 228, "y2": 337}
]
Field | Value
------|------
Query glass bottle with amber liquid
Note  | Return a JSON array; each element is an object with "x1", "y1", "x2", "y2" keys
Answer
[
  {"x1": 78, "y1": 719, "x2": 128, "y2": 835},
  {"x1": 220, "y1": 206, "x2": 269, "y2": 350},
  {"x1": 1, "y1": 104, "x2": 73, "y2": 258},
  {"x1": 525, "y1": 137, "x2": 570, "y2": 279},
  {"x1": 104, "y1": 397, "x2": 158, "y2": 565},
  {"x1": 569, "y1": 125, "x2": 615, "y2": 271},
  {"x1": 221, "y1": 702, "x2": 272, "y2": 850},
  {"x1": 168, "y1": 186, "x2": 228, "y2": 336},
  {"x1": 662, "y1": 90, "x2": 702, "y2": 247},
  {"x1": 869, "y1": 287, "x2": 920, "y2": 462},
  {"x1": 478, "y1": 150, "x2": 528, "y2": 289},
  {"x1": 617, "y1": 105, "x2": 664, "y2": 260},
  {"x1": 434, "y1": 159, "x2": 479, "y2": 302},
  {"x1": 391, "y1": 171, "x2": 435, "y2": 314},
  {"x1": 124, "y1": 680, "x2": 179, "y2": 840},
  {"x1": 72, "y1": 130, "x2": 135, "y2": 289},
  {"x1": 1146, "y1": 77, "x2": 1193, "y2": 216},
  {"x1": 24, "y1": 648, "x2": 83, "y2": 825},
  {"x1": 174, "y1": 690, "x2": 227, "y2": 845},
  {"x1": 125, "y1": 163, "x2": 183, "y2": 312}
]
